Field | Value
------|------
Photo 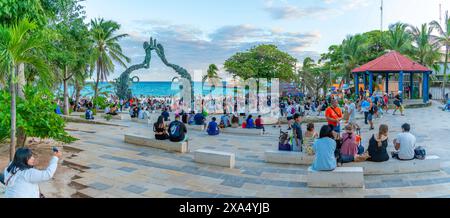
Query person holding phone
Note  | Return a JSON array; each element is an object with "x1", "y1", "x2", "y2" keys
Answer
[{"x1": 2, "y1": 147, "x2": 62, "y2": 198}]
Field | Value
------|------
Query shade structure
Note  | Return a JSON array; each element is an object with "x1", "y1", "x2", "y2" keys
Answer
[
  {"x1": 352, "y1": 51, "x2": 432, "y2": 103},
  {"x1": 352, "y1": 51, "x2": 431, "y2": 73}
]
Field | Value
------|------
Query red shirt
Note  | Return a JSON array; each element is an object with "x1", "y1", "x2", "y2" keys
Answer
[
  {"x1": 255, "y1": 118, "x2": 263, "y2": 127},
  {"x1": 325, "y1": 106, "x2": 343, "y2": 127}
]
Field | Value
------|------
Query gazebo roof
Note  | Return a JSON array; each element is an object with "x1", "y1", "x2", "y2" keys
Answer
[{"x1": 352, "y1": 51, "x2": 431, "y2": 73}]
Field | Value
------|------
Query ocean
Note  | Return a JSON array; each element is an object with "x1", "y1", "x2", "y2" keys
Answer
[{"x1": 68, "y1": 81, "x2": 269, "y2": 97}]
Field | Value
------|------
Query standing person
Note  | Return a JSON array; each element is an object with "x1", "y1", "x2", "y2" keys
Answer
[
  {"x1": 311, "y1": 125, "x2": 337, "y2": 171},
  {"x1": 367, "y1": 124, "x2": 390, "y2": 162},
  {"x1": 392, "y1": 94, "x2": 404, "y2": 116},
  {"x1": 291, "y1": 113, "x2": 303, "y2": 152},
  {"x1": 392, "y1": 123, "x2": 416, "y2": 160},
  {"x1": 361, "y1": 97, "x2": 370, "y2": 125},
  {"x1": 168, "y1": 115, "x2": 188, "y2": 142},
  {"x1": 3, "y1": 147, "x2": 62, "y2": 198},
  {"x1": 325, "y1": 99, "x2": 343, "y2": 133},
  {"x1": 367, "y1": 98, "x2": 375, "y2": 130},
  {"x1": 347, "y1": 99, "x2": 356, "y2": 124},
  {"x1": 286, "y1": 102, "x2": 295, "y2": 130},
  {"x1": 383, "y1": 93, "x2": 389, "y2": 113}
]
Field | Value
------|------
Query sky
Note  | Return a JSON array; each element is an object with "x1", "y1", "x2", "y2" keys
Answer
[{"x1": 81, "y1": 0, "x2": 450, "y2": 81}]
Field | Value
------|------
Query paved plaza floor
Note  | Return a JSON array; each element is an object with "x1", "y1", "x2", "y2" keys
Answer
[{"x1": 4, "y1": 101, "x2": 450, "y2": 198}]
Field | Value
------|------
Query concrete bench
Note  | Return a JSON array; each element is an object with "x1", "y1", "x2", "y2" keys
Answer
[
  {"x1": 264, "y1": 150, "x2": 314, "y2": 165},
  {"x1": 103, "y1": 114, "x2": 123, "y2": 120},
  {"x1": 194, "y1": 149, "x2": 235, "y2": 168},
  {"x1": 307, "y1": 167, "x2": 364, "y2": 188},
  {"x1": 124, "y1": 134, "x2": 188, "y2": 153},
  {"x1": 188, "y1": 125, "x2": 263, "y2": 136},
  {"x1": 131, "y1": 118, "x2": 148, "y2": 124},
  {"x1": 347, "y1": 155, "x2": 441, "y2": 175}
]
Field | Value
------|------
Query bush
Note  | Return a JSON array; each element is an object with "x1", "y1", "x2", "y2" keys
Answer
[
  {"x1": 0, "y1": 86, "x2": 77, "y2": 145},
  {"x1": 104, "y1": 114, "x2": 112, "y2": 121}
]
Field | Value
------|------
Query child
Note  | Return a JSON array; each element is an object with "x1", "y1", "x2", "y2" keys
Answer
[{"x1": 303, "y1": 123, "x2": 318, "y2": 156}]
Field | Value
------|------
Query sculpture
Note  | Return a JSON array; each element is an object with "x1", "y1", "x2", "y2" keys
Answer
[{"x1": 114, "y1": 37, "x2": 195, "y2": 110}]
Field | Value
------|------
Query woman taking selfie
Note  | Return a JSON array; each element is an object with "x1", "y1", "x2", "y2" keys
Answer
[{"x1": 3, "y1": 147, "x2": 62, "y2": 198}]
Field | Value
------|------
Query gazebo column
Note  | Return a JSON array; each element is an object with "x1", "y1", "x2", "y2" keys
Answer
[
  {"x1": 410, "y1": 73, "x2": 414, "y2": 99},
  {"x1": 385, "y1": 72, "x2": 389, "y2": 94},
  {"x1": 369, "y1": 71, "x2": 374, "y2": 95},
  {"x1": 354, "y1": 73, "x2": 359, "y2": 96},
  {"x1": 399, "y1": 71, "x2": 404, "y2": 100},
  {"x1": 423, "y1": 72, "x2": 429, "y2": 103}
]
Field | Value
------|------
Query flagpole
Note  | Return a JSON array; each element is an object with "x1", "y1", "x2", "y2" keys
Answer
[{"x1": 380, "y1": 0, "x2": 384, "y2": 32}]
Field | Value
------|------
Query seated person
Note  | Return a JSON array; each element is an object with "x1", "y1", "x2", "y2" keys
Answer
[
  {"x1": 246, "y1": 115, "x2": 255, "y2": 129},
  {"x1": 107, "y1": 104, "x2": 118, "y2": 116},
  {"x1": 153, "y1": 116, "x2": 169, "y2": 140},
  {"x1": 311, "y1": 125, "x2": 337, "y2": 171},
  {"x1": 206, "y1": 117, "x2": 220, "y2": 136},
  {"x1": 168, "y1": 115, "x2": 188, "y2": 142},
  {"x1": 182, "y1": 112, "x2": 189, "y2": 124},
  {"x1": 255, "y1": 115, "x2": 265, "y2": 133},
  {"x1": 188, "y1": 111, "x2": 196, "y2": 125},
  {"x1": 85, "y1": 108, "x2": 94, "y2": 120},
  {"x1": 220, "y1": 113, "x2": 231, "y2": 128},
  {"x1": 339, "y1": 125, "x2": 368, "y2": 163},
  {"x1": 55, "y1": 104, "x2": 62, "y2": 115},
  {"x1": 303, "y1": 123, "x2": 318, "y2": 156},
  {"x1": 231, "y1": 113, "x2": 240, "y2": 128},
  {"x1": 392, "y1": 123, "x2": 416, "y2": 160},
  {"x1": 138, "y1": 107, "x2": 145, "y2": 120},
  {"x1": 368, "y1": 124, "x2": 390, "y2": 162},
  {"x1": 161, "y1": 108, "x2": 170, "y2": 121},
  {"x1": 193, "y1": 112, "x2": 206, "y2": 126}
]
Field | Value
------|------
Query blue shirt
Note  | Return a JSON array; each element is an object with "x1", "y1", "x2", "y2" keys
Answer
[
  {"x1": 207, "y1": 121, "x2": 219, "y2": 135},
  {"x1": 194, "y1": 113, "x2": 205, "y2": 125},
  {"x1": 246, "y1": 118, "x2": 255, "y2": 128},
  {"x1": 361, "y1": 100, "x2": 370, "y2": 112},
  {"x1": 312, "y1": 137, "x2": 337, "y2": 171}
]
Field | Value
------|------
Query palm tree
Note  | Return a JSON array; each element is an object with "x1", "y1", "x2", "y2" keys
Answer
[
  {"x1": 90, "y1": 18, "x2": 130, "y2": 105},
  {"x1": 341, "y1": 34, "x2": 367, "y2": 83},
  {"x1": 408, "y1": 23, "x2": 441, "y2": 70},
  {"x1": 202, "y1": 64, "x2": 221, "y2": 97},
  {"x1": 0, "y1": 19, "x2": 49, "y2": 160},
  {"x1": 431, "y1": 12, "x2": 450, "y2": 100},
  {"x1": 384, "y1": 23, "x2": 412, "y2": 54}
]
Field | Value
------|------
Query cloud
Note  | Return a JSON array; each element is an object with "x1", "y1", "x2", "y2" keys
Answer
[{"x1": 108, "y1": 20, "x2": 321, "y2": 81}]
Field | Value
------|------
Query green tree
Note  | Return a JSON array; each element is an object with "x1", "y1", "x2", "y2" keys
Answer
[
  {"x1": 341, "y1": 34, "x2": 368, "y2": 82},
  {"x1": 224, "y1": 45, "x2": 297, "y2": 111},
  {"x1": 384, "y1": 23, "x2": 412, "y2": 54},
  {"x1": 202, "y1": 64, "x2": 221, "y2": 98},
  {"x1": 90, "y1": 18, "x2": 130, "y2": 105},
  {"x1": 408, "y1": 23, "x2": 441, "y2": 71},
  {"x1": 0, "y1": 19, "x2": 50, "y2": 160},
  {"x1": 431, "y1": 12, "x2": 450, "y2": 99},
  {"x1": 298, "y1": 58, "x2": 329, "y2": 97}
]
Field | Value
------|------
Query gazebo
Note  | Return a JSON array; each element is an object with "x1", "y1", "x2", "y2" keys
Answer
[{"x1": 352, "y1": 51, "x2": 432, "y2": 103}]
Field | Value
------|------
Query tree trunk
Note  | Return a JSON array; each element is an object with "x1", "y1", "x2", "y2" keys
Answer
[
  {"x1": 74, "y1": 80, "x2": 81, "y2": 112},
  {"x1": 443, "y1": 46, "x2": 448, "y2": 100},
  {"x1": 10, "y1": 66, "x2": 17, "y2": 161},
  {"x1": 94, "y1": 60, "x2": 101, "y2": 106},
  {"x1": 16, "y1": 63, "x2": 27, "y2": 148},
  {"x1": 63, "y1": 66, "x2": 70, "y2": 115}
]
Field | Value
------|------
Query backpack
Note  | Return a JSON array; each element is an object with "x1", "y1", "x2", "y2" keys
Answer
[
  {"x1": 414, "y1": 146, "x2": 426, "y2": 160},
  {"x1": 170, "y1": 121, "x2": 182, "y2": 139},
  {"x1": 278, "y1": 130, "x2": 291, "y2": 151}
]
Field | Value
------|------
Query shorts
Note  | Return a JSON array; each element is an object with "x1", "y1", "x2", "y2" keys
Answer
[
  {"x1": 367, "y1": 113, "x2": 373, "y2": 121},
  {"x1": 287, "y1": 116, "x2": 293, "y2": 121}
]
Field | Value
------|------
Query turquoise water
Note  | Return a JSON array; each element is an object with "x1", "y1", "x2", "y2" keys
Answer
[{"x1": 69, "y1": 82, "x2": 268, "y2": 97}]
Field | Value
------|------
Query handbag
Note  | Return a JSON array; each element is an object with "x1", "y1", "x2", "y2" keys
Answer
[{"x1": 414, "y1": 146, "x2": 426, "y2": 160}]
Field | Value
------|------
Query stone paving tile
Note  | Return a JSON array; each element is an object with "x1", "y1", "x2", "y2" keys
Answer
[
  {"x1": 241, "y1": 169, "x2": 263, "y2": 176},
  {"x1": 221, "y1": 144, "x2": 233, "y2": 147},
  {"x1": 409, "y1": 179, "x2": 435, "y2": 186},
  {"x1": 89, "y1": 182, "x2": 113, "y2": 191},
  {"x1": 215, "y1": 194, "x2": 242, "y2": 198},
  {"x1": 187, "y1": 191, "x2": 219, "y2": 198},
  {"x1": 166, "y1": 188, "x2": 192, "y2": 196},
  {"x1": 123, "y1": 185, "x2": 148, "y2": 194},
  {"x1": 204, "y1": 146, "x2": 217, "y2": 150},
  {"x1": 382, "y1": 180, "x2": 412, "y2": 188},
  {"x1": 364, "y1": 195, "x2": 391, "y2": 198},
  {"x1": 136, "y1": 152, "x2": 152, "y2": 157},
  {"x1": 117, "y1": 167, "x2": 138, "y2": 173},
  {"x1": 87, "y1": 164, "x2": 104, "y2": 169},
  {"x1": 365, "y1": 183, "x2": 387, "y2": 189}
]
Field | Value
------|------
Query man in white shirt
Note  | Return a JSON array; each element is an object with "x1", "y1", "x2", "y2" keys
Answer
[{"x1": 393, "y1": 123, "x2": 416, "y2": 160}]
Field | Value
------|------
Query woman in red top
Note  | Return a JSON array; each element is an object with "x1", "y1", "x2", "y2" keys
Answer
[{"x1": 255, "y1": 115, "x2": 265, "y2": 133}]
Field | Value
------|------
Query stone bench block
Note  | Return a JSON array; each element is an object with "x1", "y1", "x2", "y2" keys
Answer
[
  {"x1": 347, "y1": 155, "x2": 440, "y2": 175},
  {"x1": 188, "y1": 125, "x2": 263, "y2": 136},
  {"x1": 307, "y1": 167, "x2": 364, "y2": 188},
  {"x1": 264, "y1": 150, "x2": 314, "y2": 165},
  {"x1": 124, "y1": 134, "x2": 188, "y2": 153},
  {"x1": 194, "y1": 149, "x2": 235, "y2": 168}
]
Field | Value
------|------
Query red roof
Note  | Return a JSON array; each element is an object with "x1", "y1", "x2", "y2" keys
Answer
[{"x1": 352, "y1": 51, "x2": 431, "y2": 73}]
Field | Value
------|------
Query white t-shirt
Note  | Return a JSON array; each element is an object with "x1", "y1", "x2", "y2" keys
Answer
[
  {"x1": 287, "y1": 105, "x2": 294, "y2": 117},
  {"x1": 396, "y1": 132, "x2": 416, "y2": 160},
  {"x1": 348, "y1": 103, "x2": 356, "y2": 121}
]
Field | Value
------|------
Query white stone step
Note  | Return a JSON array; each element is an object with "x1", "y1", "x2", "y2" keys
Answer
[
  {"x1": 347, "y1": 155, "x2": 441, "y2": 175},
  {"x1": 264, "y1": 150, "x2": 314, "y2": 165},
  {"x1": 307, "y1": 167, "x2": 364, "y2": 188},
  {"x1": 124, "y1": 134, "x2": 188, "y2": 153},
  {"x1": 194, "y1": 149, "x2": 235, "y2": 168},
  {"x1": 188, "y1": 125, "x2": 264, "y2": 136}
]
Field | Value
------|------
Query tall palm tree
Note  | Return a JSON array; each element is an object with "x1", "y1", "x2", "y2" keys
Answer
[
  {"x1": 90, "y1": 18, "x2": 130, "y2": 105},
  {"x1": 408, "y1": 23, "x2": 441, "y2": 70},
  {"x1": 0, "y1": 19, "x2": 49, "y2": 160},
  {"x1": 431, "y1": 12, "x2": 450, "y2": 100},
  {"x1": 384, "y1": 23, "x2": 412, "y2": 54},
  {"x1": 341, "y1": 34, "x2": 367, "y2": 83},
  {"x1": 202, "y1": 64, "x2": 221, "y2": 97}
]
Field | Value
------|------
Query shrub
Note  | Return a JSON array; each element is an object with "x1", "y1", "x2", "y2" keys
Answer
[
  {"x1": 104, "y1": 114, "x2": 112, "y2": 121},
  {"x1": 0, "y1": 86, "x2": 77, "y2": 145}
]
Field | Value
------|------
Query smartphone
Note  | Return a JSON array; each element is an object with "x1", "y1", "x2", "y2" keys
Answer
[{"x1": 52, "y1": 147, "x2": 59, "y2": 153}]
